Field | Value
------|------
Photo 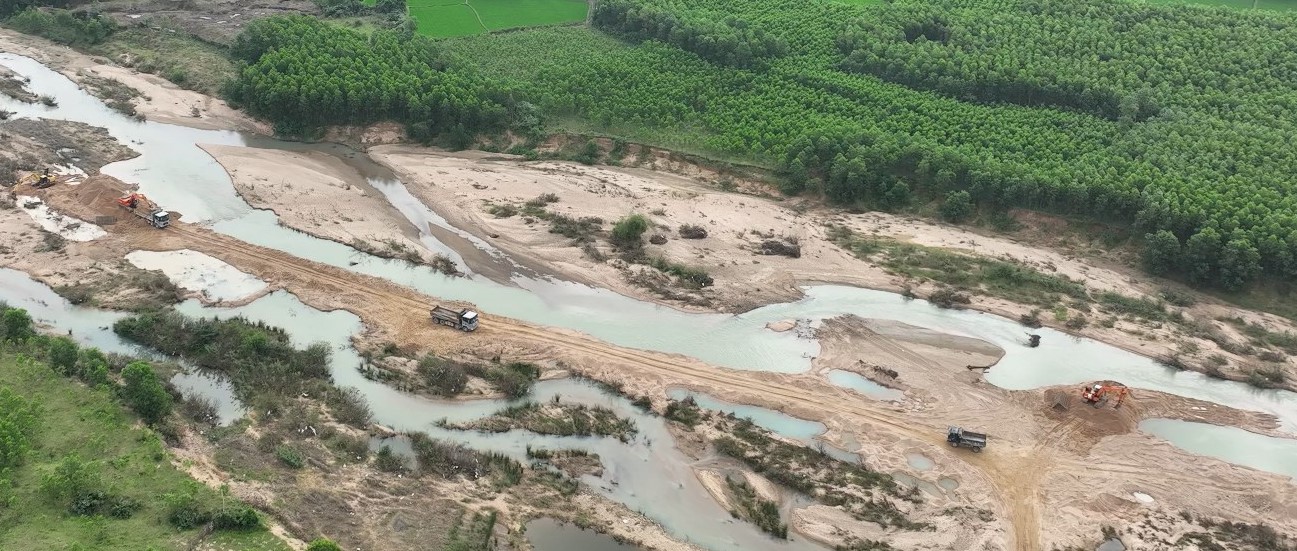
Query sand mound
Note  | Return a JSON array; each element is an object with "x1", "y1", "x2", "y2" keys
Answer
[{"x1": 1041, "y1": 385, "x2": 1141, "y2": 451}]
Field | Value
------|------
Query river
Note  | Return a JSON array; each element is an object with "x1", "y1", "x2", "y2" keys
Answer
[{"x1": 2, "y1": 52, "x2": 1296, "y2": 550}]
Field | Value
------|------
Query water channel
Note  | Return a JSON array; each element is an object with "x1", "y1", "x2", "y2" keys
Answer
[{"x1": 3, "y1": 52, "x2": 1297, "y2": 549}]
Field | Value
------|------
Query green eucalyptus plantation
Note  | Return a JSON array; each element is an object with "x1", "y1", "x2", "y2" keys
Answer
[{"x1": 230, "y1": 0, "x2": 1297, "y2": 290}]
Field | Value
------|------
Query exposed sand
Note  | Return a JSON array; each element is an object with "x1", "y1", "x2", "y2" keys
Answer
[{"x1": 199, "y1": 144, "x2": 436, "y2": 265}]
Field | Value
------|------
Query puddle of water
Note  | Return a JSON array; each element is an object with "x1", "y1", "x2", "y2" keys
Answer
[
  {"x1": 169, "y1": 369, "x2": 246, "y2": 425},
  {"x1": 937, "y1": 477, "x2": 959, "y2": 492},
  {"x1": 891, "y1": 471, "x2": 941, "y2": 497},
  {"x1": 15, "y1": 195, "x2": 105, "y2": 240},
  {"x1": 668, "y1": 389, "x2": 825, "y2": 442},
  {"x1": 1139, "y1": 419, "x2": 1297, "y2": 480},
  {"x1": 528, "y1": 518, "x2": 640, "y2": 551},
  {"x1": 1131, "y1": 492, "x2": 1154, "y2": 504},
  {"x1": 826, "y1": 370, "x2": 905, "y2": 401},
  {"x1": 127, "y1": 249, "x2": 267, "y2": 302},
  {"x1": 666, "y1": 389, "x2": 859, "y2": 463},
  {"x1": 1096, "y1": 538, "x2": 1126, "y2": 551},
  {"x1": 905, "y1": 453, "x2": 934, "y2": 471}
]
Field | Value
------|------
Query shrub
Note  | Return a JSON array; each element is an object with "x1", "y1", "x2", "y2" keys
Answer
[
  {"x1": 678, "y1": 224, "x2": 708, "y2": 239},
  {"x1": 47, "y1": 336, "x2": 79, "y2": 375},
  {"x1": 758, "y1": 239, "x2": 801, "y2": 258},
  {"x1": 418, "y1": 355, "x2": 469, "y2": 396},
  {"x1": 276, "y1": 445, "x2": 305, "y2": 469},
  {"x1": 940, "y1": 190, "x2": 973, "y2": 222},
  {"x1": 212, "y1": 505, "x2": 261, "y2": 530},
  {"x1": 611, "y1": 214, "x2": 649, "y2": 247},
  {"x1": 6, "y1": 9, "x2": 118, "y2": 47},
  {"x1": 374, "y1": 445, "x2": 408, "y2": 473},
  {"x1": 325, "y1": 386, "x2": 371, "y2": 428},
  {"x1": 121, "y1": 361, "x2": 173, "y2": 425},
  {"x1": 40, "y1": 454, "x2": 101, "y2": 510},
  {"x1": 0, "y1": 387, "x2": 39, "y2": 470},
  {"x1": 307, "y1": 539, "x2": 344, "y2": 551},
  {"x1": 164, "y1": 482, "x2": 210, "y2": 529},
  {"x1": 2, "y1": 308, "x2": 35, "y2": 341},
  {"x1": 928, "y1": 287, "x2": 971, "y2": 309}
]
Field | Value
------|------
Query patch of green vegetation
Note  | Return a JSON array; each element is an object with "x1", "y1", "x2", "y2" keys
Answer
[
  {"x1": 835, "y1": 537, "x2": 897, "y2": 551},
  {"x1": 829, "y1": 225, "x2": 1087, "y2": 307},
  {"x1": 442, "y1": 509, "x2": 499, "y2": 551},
  {"x1": 0, "y1": 307, "x2": 287, "y2": 551},
  {"x1": 112, "y1": 311, "x2": 373, "y2": 428},
  {"x1": 473, "y1": 0, "x2": 588, "y2": 31},
  {"x1": 724, "y1": 475, "x2": 787, "y2": 538},
  {"x1": 1096, "y1": 292, "x2": 1178, "y2": 322},
  {"x1": 1220, "y1": 316, "x2": 1297, "y2": 354},
  {"x1": 664, "y1": 396, "x2": 706, "y2": 428},
  {"x1": 407, "y1": 432, "x2": 522, "y2": 487},
  {"x1": 407, "y1": 2, "x2": 484, "y2": 37},
  {"x1": 714, "y1": 418, "x2": 927, "y2": 530},
  {"x1": 4, "y1": 8, "x2": 116, "y2": 47},
  {"x1": 86, "y1": 26, "x2": 236, "y2": 97},
  {"x1": 408, "y1": 0, "x2": 587, "y2": 38},
  {"x1": 444, "y1": 400, "x2": 638, "y2": 441}
]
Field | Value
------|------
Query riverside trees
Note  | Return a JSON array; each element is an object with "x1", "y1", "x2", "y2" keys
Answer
[{"x1": 225, "y1": 16, "x2": 519, "y2": 142}]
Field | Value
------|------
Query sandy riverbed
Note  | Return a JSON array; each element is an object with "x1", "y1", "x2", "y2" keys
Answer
[
  {"x1": 199, "y1": 144, "x2": 434, "y2": 265},
  {"x1": 0, "y1": 28, "x2": 267, "y2": 134}
]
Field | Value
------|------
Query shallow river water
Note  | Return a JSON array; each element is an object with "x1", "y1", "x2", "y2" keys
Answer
[{"x1": 3, "y1": 52, "x2": 1297, "y2": 549}]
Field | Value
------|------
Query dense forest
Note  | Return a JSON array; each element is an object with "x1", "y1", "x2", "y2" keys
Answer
[
  {"x1": 223, "y1": 16, "x2": 531, "y2": 141},
  {"x1": 436, "y1": 0, "x2": 1297, "y2": 290},
  {"x1": 591, "y1": 0, "x2": 788, "y2": 68}
]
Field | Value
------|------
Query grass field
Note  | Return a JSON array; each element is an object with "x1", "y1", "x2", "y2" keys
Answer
[
  {"x1": 409, "y1": 0, "x2": 587, "y2": 37},
  {"x1": 0, "y1": 353, "x2": 289, "y2": 551},
  {"x1": 1143, "y1": 0, "x2": 1297, "y2": 9}
]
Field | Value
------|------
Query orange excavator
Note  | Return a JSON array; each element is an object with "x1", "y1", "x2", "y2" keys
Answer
[
  {"x1": 117, "y1": 192, "x2": 171, "y2": 228},
  {"x1": 1081, "y1": 382, "x2": 1129, "y2": 409}
]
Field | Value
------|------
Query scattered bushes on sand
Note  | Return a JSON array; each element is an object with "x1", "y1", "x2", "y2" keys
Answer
[
  {"x1": 611, "y1": 213, "x2": 650, "y2": 248},
  {"x1": 725, "y1": 475, "x2": 787, "y2": 538}
]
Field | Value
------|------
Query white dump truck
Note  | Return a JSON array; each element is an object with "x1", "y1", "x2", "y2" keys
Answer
[{"x1": 430, "y1": 305, "x2": 478, "y2": 332}]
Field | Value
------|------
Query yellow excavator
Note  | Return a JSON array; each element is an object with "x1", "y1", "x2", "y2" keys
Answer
[{"x1": 13, "y1": 168, "x2": 62, "y2": 189}]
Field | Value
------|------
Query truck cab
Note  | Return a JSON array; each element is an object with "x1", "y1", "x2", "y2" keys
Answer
[
  {"x1": 151, "y1": 211, "x2": 171, "y2": 228},
  {"x1": 459, "y1": 310, "x2": 478, "y2": 331}
]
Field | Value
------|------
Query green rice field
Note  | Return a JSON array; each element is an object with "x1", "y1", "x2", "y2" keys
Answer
[{"x1": 409, "y1": 0, "x2": 588, "y2": 38}]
